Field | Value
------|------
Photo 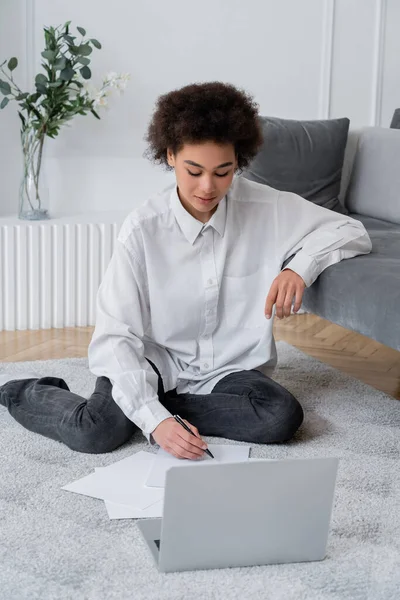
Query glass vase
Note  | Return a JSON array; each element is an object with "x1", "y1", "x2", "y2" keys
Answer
[{"x1": 19, "y1": 127, "x2": 50, "y2": 220}]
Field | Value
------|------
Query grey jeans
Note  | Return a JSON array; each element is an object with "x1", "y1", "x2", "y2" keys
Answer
[{"x1": 0, "y1": 360, "x2": 304, "y2": 453}]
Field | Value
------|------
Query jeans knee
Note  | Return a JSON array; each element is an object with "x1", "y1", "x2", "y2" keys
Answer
[
  {"x1": 65, "y1": 421, "x2": 133, "y2": 454},
  {"x1": 67, "y1": 432, "x2": 121, "y2": 454},
  {"x1": 252, "y1": 392, "x2": 304, "y2": 444}
]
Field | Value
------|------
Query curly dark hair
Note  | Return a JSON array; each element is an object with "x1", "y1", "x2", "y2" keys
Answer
[{"x1": 144, "y1": 81, "x2": 263, "y2": 171}]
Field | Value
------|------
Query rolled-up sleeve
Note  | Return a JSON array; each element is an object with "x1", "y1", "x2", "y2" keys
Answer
[
  {"x1": 88, "y1": 239, "x2": 172, "y2": 440},
  {"x1": 278, "y1": 191, "x2": 372, "y2": 287}
]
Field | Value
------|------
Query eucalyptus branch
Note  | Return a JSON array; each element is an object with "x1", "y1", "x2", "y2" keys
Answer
[
  {"x1": 0, "y1": 66, "x2": 22, "y2": 95},
  {"x1": 1, "y1": 20, "x2": 129, "y2": 217}
]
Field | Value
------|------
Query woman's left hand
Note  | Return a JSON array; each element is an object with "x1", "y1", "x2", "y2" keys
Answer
[{"x1": 264, "y1": 269, "x2": 306, "y2": 320}]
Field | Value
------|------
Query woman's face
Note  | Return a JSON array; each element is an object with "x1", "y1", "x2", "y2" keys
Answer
[{"x1": 167, "y1": 141, "x2": 237, "y2": 223}]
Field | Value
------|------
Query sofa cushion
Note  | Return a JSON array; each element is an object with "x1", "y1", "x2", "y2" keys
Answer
[
  {"x1": 390, "y1": 108, "x2": 400, "y2": 128},
  {"x1": 241, "y1": 115, "x2": 350, "y2": 213},
  {"x1": 302, "y1": 214, "x2": 400, "y2": 351},
  {"x1": 345, "y1": 127, "x2": 400, "y2": 224}
]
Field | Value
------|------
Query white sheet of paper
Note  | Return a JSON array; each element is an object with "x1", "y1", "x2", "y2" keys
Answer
[
  {"x1": 94, "y1": 450, "x2": 156, "y2": 475},
  {"x1": 104, "y1": 499, "x2": 163, "y2": 520},
  {"x1": 145, "y1": 444, "x2": 250, "y2": 488},
  {"x1": 62, "y1": 451, "x2": 163, "y2": 510},
  {"x1": 62, "y1": 471, "x2": 106, "y2": 500}
]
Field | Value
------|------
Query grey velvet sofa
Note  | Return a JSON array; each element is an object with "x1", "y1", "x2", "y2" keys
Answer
[{"x1": 301, "y1": 127, "x2": 400, "y2": 352}]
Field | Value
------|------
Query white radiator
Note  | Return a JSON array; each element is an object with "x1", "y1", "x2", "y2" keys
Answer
[{"x1": 0, "y1": 214, "x2": 126, "y2": 331}]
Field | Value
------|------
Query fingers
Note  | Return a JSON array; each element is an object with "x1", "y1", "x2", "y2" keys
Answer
[
  {"x1": 269, "y1": 282, "x2": 304, "y2": 319},
  {"x1": 183, "y1": 419, "x2": 201, "y2": 438},
  {"x1": 266, "y1": 271, "x2": 306, "y2": 320},
  {"x1": 265, "y1": 281, "x2": 278, "y2": 319},
  {"x1": 166, "y1": 421, "x2": 208, "y2": 460},
  {"x1": 177, "y1": 426, "x2": 207, "y2": 451},
  {"x1": 166, "y1": 433, "x2": 206, "y2": 459},
  {"x1": 275, "y1": 284, "x2": 288, "y2": 319},
  {"x1": 180, "y1": 420, "x2": 207, "y2": 448},
  {"x1": 292, "y1": 289, "x2": 303, "y2": 313},
  {"x1": 167, "y1": 441, "x2": 205, "y2": 460}
]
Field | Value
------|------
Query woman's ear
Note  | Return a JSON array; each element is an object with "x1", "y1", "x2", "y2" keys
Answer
[{"x1": 167, "y1": 148, "x2": 175, "y2": 168}]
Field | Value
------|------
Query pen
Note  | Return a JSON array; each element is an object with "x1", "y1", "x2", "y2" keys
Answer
[{"x1": 173, "y1": 414, "x2": 214, "y2": 459}]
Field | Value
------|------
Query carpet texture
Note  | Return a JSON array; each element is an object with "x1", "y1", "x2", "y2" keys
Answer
[{"x1": 0, "y1": 341, "x2": 399, "y2": 600}]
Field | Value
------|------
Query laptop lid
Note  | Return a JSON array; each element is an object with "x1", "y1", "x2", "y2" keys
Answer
[{"x1": 158, "y1": 457, "x2": 339, "y2": 572}]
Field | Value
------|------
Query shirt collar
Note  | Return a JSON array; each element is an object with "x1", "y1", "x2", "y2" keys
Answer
[{"x1": 170, "y1": 186, "x2": 227, "y2": 245}]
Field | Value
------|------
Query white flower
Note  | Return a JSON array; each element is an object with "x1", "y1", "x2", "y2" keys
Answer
[
  {"x1": 103, "y1": 71, "x2": 119, "y2": 87},
  {"x1": 83, "y1": 83, "x2": 99, "y2": 102},
  {"x1": 115, "y1": 73, "x2": 130, "y2": 92},
  {"x1": 69, "y1": 71, "x2": 130, "y2": 110},
  {"x1": 93, "y1": 91, "x2": 109, "y2": 109},
  {"x1": 102, "y1": 72, "x2": 130, "y2": 94}
]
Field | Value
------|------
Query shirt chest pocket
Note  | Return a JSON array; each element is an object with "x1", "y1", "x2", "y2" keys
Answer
[{"x1": 220, "y1": 266, "x2": 271, "y2": 330}]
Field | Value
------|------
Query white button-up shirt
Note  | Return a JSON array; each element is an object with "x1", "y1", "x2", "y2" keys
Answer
[{"x1": 88, "y1": 176, "x2": 371, "y2": 439}]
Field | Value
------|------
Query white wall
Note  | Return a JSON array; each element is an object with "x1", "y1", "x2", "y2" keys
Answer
[
  {"x1": 0, "y1": 0, "x2": 399, "y2": 217},
  {"x1": 0, "y1": 0, "x2": 27, "y2": 217}
]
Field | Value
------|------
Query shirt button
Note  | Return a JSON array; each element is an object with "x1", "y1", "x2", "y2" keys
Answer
[
  {"x1": 204, "y1": 335, "x2": 209, "y2": 340},
  {"x1": 203, "y1": 363, "x2": 209, "y2": 369},
  {"x1": 207, "y1": 278, "x2": 214, "y2": 285}
]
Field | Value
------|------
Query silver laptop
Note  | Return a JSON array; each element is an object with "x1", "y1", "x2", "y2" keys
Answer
[{"x1": 137, "y1": 456, "x2": 339, "y2": 573}]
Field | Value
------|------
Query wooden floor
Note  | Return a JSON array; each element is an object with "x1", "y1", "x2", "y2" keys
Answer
[{"x1": 0, "y1": 314, "x2": 399, "y2": 400}]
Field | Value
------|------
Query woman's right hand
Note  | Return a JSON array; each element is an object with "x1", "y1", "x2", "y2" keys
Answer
[{"x1": 151, "y1": 417, "x2": 208, "y2": 459}]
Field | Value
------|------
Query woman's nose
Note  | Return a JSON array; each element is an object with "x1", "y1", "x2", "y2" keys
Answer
[{"x1": 199, "y1": 176, "x2": 216, "y2": 193}]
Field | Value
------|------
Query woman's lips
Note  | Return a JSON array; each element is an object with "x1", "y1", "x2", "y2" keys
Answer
[{"x1": 196, "y1": 196, "x2": 216, "y2": 203}]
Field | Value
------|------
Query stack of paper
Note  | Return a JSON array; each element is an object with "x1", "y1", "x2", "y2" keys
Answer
[{"x1": 61, "y1": 444, "x2": 250, "y2": 520}]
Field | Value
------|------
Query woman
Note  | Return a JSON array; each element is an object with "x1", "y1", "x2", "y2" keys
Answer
[{"x1": 0, "y1": 82, "x2": 371, "y2": 458}]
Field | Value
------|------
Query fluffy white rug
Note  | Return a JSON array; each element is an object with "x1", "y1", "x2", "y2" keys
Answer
[{"x1": 0, "y1": 341, "x2": 399, "y2": 600}]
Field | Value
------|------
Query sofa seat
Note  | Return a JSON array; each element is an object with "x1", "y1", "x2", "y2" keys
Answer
[{"x1": 302, "y1": 213, "x2": 400, "y2": 351}]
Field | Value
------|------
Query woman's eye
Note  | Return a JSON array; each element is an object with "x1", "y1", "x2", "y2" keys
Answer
[{"x1": 187, "y1": 170, "x2": 230, "y2": 178}]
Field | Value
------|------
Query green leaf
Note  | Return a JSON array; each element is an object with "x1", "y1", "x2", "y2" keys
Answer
[
  {"x1": 35, "y1": 73, "x2": 47, "y2": 85},
  {"x1": 54, "y1": 58, "x2": 67, "y2": 70},
  {"x1": 91, "y1": 108, "x2": 101, "y2": 119},
  {"x1": 77, "y1": 26, "x2": 86, "y2": 36},
  {"x1": 44, "y1": 28, "x2": 57, "y2": 46},
  {"x1": 41, "y1": 50, "x2": 56, "y2": 61},
  {"x1": 59, "y1": 66, "x2": 75, "y2": 81},
  {"x1": 8, "y1": 57, "x2": 18, "y2": 71},
  {"x1": 15, "y1": 93, "x2": 29, "y2": 100},
  {"x1": 44, "y1": 31, "x2": 52, "y2": 47},
  {"x1": 90, "y1": 39, "x2": 102, "y2": 49},
  {"x1": 35, "y1": 83, "x2": 47, "y2": 94},
  {"x1": 0, "y1": 97, "x2": 9, "y2": 109},
  {"x1": 77, "y1": 57, "x2": 90, "y2": 66},
  {"x1": 78, "y1": 44, "x2": 92, "y2": 56},
  {"x1": 18, "y1": 112, "x2": 26, "y2": 127},
  {"x1": 29, "y1": 92, "x2": 41, "y2": 103},
  {"x1": 0, "y1": 80, "x2": 12, "y2": 95},
  {"x1": 80, "y1": 66, "x2": 91, "y2": 80},
  {"x1": 41, "y1": 62, "x2": 52, "y2": 76},
  {"x1": 63, "y1": 34, "x2": 76, "y2": 44},
  {"x1": 48, "y1": 81, "x2": 63, "y2": 88}
]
